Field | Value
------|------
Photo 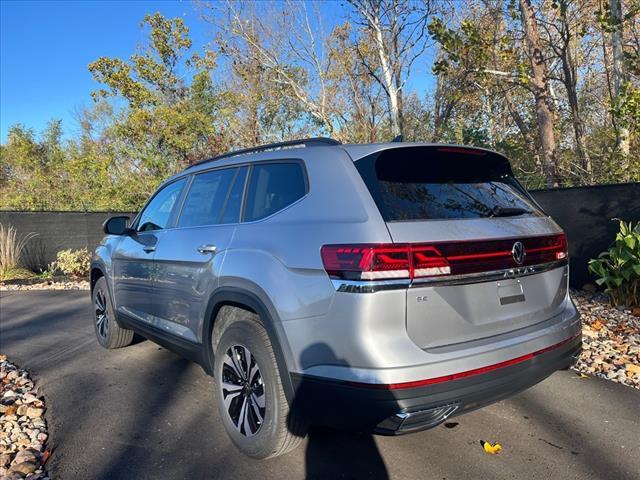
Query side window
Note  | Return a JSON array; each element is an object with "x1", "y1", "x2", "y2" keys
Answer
[
  {"x1": 220, "y1": 167, "x2": 247, "y2": 224},
  {"x1": 137, "y1": 178, "x2": 186, "y2": 232},
  {"x1": 178, "y1": 168, "x2": 237, "y2": 228},
  {"x1": 244, "y1": 163, "x2": 306, "y2": 222}
]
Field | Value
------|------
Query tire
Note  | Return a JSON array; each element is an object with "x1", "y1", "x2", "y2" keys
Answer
[
  {"x1": 92, "y1": 277, "x2": 134, "y2": 349},
  {"x1": 212, "y1": 306, "x2": 306, "y2": 459}
]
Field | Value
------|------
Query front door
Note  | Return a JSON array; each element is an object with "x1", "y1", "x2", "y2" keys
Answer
[
  {"x1": 152, "y1": 166, "x2": 247, "y2": 343},
  {"x1": 112, "y1": 177, "x2": 187, "y2": 323}
]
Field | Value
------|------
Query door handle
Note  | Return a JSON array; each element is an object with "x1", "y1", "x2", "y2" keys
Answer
[
  {"x1": 143, "y1": 246, "x2": 156, "y2": 253},
  {"x1": 197, "y1": 244, "x2": 217, "y2": 255}
]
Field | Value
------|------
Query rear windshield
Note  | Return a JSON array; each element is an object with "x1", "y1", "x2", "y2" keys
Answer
[{"x1": 355, "y1": 146, "x2": 542, "y2": 221}]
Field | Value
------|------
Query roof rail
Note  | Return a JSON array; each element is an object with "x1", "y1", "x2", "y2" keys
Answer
[{"x1": 192, "y1": 137, "x2": 341, "y2": 166}]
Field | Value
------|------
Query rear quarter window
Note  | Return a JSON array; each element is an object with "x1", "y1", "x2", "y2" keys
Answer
[
  {"x1": 355, "y1": 147, "x2": 542, "y2": 221},
  {"x1": 244, "y1": 162, "x2": 306, "y2": 222}
]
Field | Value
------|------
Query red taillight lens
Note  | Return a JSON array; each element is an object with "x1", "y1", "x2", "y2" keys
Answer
[
  {"x1": 411, "y1": 246, "x2": 450, "y2": 277},
  {"x1": 320, "y1": 245, "x2": 410, "y2": 280},
  {"x1": 321, "y1": 233, "x2": 568, "y2": 282},
  {"x1": 526, "y1": 233, "x2": 568, "y2": 262}
]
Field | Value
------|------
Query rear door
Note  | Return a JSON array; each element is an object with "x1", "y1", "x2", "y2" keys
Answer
[
  {"x1": 151, "y1": 166, "x2": 247, "y2": 343},
  {"x1": 355, "y1": 146, "x2": 568, "y2": 349}
]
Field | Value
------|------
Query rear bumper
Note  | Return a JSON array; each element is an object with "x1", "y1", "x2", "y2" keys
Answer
[{"x1": 289, "y1": 334, "x2": 581, "y2": 434}]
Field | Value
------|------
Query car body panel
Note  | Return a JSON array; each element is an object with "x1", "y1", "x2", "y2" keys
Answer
[
  {"x1": 152, "y1": 224, "x2": 235, "y2": 343},
  {"x1": 111, "y1": 231, "x2": 161, "y2": 320}
]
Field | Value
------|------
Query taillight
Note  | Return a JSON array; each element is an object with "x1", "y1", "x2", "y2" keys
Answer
[
  {"x1": 411, "y1": 246, "x2": 451, "y2": 277},
  {"x1": 320, "y1": 245, "x2": 410, "y2": 280},
  {"x1": 321, "y1": 233, "x2": 568, "y2": 281},
  {"x1": 527, "y1": 233, "x2": 568, "y2": 262}
]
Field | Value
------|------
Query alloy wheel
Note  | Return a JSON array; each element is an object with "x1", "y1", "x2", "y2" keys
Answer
[
  {"x1": 95, "y1": 289, "x2": 109, "y2": 338},
  {"x1": 221, "y1": 344, "x2": 266, "y2": 437}
]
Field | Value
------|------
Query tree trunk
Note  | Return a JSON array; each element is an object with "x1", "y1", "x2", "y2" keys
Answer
[
  {"x1": 610, "y1": 0, "x2": 630, "y2": 177},
  {"x1": 558, "y1": 1, "x2": 592, "y2": 180},
  {"x1": 519, "y1": 0, "x2": 560, "y2": 187},
  {"x1": 503, "y1": 88, "x2": 543, "y2": 173},
  {"x1": 372, "y1": 20, "x2": 402, "y2": 137}
]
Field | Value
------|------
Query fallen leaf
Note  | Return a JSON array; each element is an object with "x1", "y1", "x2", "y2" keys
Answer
[
  {"x1": 625, "y1": 364, "x2": 640, "y2": 375},
  {"x1": 577, "y1": 373, "x2": 589, "y2": 378},
  {"x1": 616, "y1": 344, "x2": 629, "y2": 354},
  {"x1": 631, "y1": 307, "x2": 640, "y2": 317},
  {"x1": 591, "y1": 319, "x2": 605, "y2": 331},
  {"x1": 444, "y1": 422, "x2": 459, "y2": 429},
  {"x1": 480, "y1": 440, "x2": 503, "y2": 454}
]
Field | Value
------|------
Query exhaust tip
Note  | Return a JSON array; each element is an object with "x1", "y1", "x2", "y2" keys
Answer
[{"x1": 376, "y1": 403, "x2": 460, "y2": 434}]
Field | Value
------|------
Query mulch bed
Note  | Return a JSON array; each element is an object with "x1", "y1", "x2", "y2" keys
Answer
[{"x1": 571, "y1": 290, "x2": 640, "y2": 389}]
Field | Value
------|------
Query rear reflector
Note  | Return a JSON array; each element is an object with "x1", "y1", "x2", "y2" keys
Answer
[
  {"x1": 348, "y1": 334, "x2": 580, "y2": 390},
  {"x1": 321, "y1": 234, "x2": 567, "y2": 281}
]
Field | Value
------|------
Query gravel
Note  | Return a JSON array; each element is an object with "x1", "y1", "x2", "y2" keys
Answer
[
  {"x1": 0, "y1": 279, "x2": 89, "y2": 291},
  {"x1": 571, "y1": 290, "x2": 640, "y2": 389},
  {"x1": 0, "y1": 356, "x2": 49, "y2": 480}
]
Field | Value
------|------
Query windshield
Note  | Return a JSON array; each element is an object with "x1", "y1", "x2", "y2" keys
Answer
[{"x1": 355, "y1": 147, "x2": 542, "y2": 221}]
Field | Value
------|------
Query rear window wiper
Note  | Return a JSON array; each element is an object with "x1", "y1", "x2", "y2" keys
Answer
[{"x1": 488, "y1": 206, "x2": 532, "y2": 217}]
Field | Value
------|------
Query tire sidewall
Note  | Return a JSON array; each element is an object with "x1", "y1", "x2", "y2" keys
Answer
[{"x1": 214, "y1": 320, "x2": 282, "y2": 458}]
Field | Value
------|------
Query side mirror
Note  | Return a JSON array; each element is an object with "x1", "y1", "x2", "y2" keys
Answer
[{"x1": 103, "y1": 216, "x2": 131, "y2": 235}]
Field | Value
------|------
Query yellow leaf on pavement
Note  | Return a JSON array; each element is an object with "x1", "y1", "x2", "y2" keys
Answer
[{"x1": 481, "y1": 440, "x2": 503, "y2": 454}]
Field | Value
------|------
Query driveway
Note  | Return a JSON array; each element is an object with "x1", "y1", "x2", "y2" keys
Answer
[{"x1": 1, "y1": 290, "x2": 638, "y2": 480}]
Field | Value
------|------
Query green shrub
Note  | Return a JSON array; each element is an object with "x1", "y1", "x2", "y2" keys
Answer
[
  {"x1": 588, "y1": 220, "x2": 640, "y2": 307},
  {"x1": 53, "y1": 248, "x2": 91, "y2": 278}
]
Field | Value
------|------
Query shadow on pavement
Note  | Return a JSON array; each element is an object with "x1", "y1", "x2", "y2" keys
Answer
[
  {"x1": 305, "y1": 427, "x2": 389, "y2": 480},
  {"x1": 290, "y1": 343, "x2": 390, "y2": 480}
]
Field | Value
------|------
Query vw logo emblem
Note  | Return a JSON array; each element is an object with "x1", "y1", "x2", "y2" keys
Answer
[{"x1": 512, "y1": 241, "x2": 526, "y2": 265}]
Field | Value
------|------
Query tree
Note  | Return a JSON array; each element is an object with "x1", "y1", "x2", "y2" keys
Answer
[
  {"x1": 539, "y1": 0, "x2": 593, "y2": 180},
  {"x1": 209, "y1": 0, "x2": 344, "y2": 138},
  {"x1": 429, "y1": 1, "x2": 562, "y2": 187},
  {"x1": 610, "y1": 0, "x2": 631, "y2": 160},
  {"x1": 89, "y1": 12, "x2": 225, "y2": 180},
  {"x1": 348, "y1": 0, "x2": 434, "y2": 137},
  {"x1": 2, "y1": 2, "x2": 638, "y2": 213},
  {"x1": 519, "y1": 0, "x2": 560, "y2": 187},
  {"x1": 327, "y1": 22, "x2": 388, "y2": 142}
]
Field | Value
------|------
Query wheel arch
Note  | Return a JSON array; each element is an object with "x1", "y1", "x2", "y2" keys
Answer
[
  {"x1": 203, "y1": 286, "x2": 297, "y2": 402},
  {"x1": 90, "y1": 263, "x2": 105, "y2": 292}
]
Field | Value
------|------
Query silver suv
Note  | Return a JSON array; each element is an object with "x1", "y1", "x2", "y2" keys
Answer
[{"x1": 91, "y1": 139, "x2": 581, "y2": 458}]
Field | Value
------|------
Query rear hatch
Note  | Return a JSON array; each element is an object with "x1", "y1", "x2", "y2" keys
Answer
[{"x1": 354, "y1": 145, "x2": 568, "y2": 349}]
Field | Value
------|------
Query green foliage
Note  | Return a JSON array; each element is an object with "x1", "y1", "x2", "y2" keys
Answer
[
  {"x1": 1, "y1": 6, "x2": 638, "y2": 211},
  {"x1": 52, "y1": 248, "x2": 91, "y2": 278},
  {"x1": 2, "y1": 12, "x2": 227, "y2": 211},
  {"x1": 87, "y1": 11, "x2": 226, "y2": 201},
  {"x1": 611, "y1": 81, "x2": 640, "y2": 131},
  {"x1": 36, "y1": 265, "x2": 56, "y2": 280},
  {"x1": 588, "y1": 220, "x2": 640, "y2": 307}
]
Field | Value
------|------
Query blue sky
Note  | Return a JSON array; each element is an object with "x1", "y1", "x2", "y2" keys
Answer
[
  {"x1": 1, "y1": 0, "x2": 435, "y2": 144},
  {"x1": 0, "y1": 0, "x2": 211, "y2": 142}
]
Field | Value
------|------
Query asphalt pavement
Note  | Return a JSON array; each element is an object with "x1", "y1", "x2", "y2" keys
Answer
[{"x1": 1, "y1": 290, "x2": 638, "y2": 480}]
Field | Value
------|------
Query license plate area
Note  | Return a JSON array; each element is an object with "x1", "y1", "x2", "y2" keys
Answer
[{"x1": 498, "y1": 280, "x2": 525, "y2": 305}]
